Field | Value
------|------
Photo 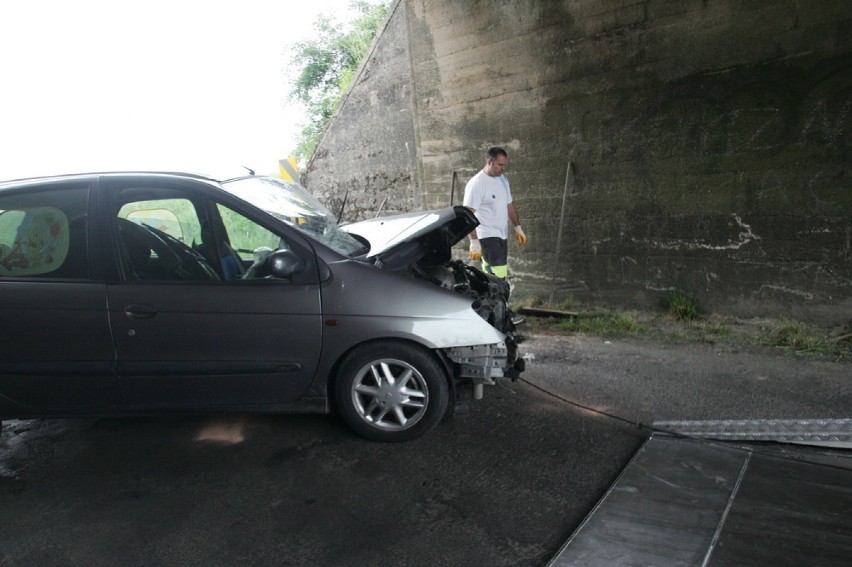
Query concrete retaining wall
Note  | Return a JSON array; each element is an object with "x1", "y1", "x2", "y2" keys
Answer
[{"x1": 305, "y1": 0, "x2": 851, "y2": 324}]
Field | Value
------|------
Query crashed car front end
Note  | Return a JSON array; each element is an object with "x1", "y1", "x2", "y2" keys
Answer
[
  {"x1": 343, "y1": 205, "x2": 525, "y2": 400},
  {"x1": 445, "y1": 341, "x2": 512, "y2": 397},
  {"x1": 413, "y1": 255, "x2": 523, "y2": 396}
]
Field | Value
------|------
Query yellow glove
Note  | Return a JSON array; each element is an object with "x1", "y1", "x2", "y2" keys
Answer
[
  {"x1": 514, "y1": 225, "x2": 528, "y2": 246},
  {"x1": 469, "y1": 239, "x2": 482, "y2": 261}
]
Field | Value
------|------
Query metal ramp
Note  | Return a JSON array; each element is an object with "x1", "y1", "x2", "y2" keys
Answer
[
  {"x1": 654, "y1": 418, "x2": 852, "y2": 449},
  {"x1": 548, "y1": 429, "x2": 852, "y2": 566}
]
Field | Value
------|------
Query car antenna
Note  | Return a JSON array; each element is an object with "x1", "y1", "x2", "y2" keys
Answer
[
  {"x1": 336, "y1": 190, "x2": 349, "y2": 224},
  {"x1": 243, "y1": 166, "x2": 255, "y2": 176},
  {"x1": 450, "y1": 171, "x2": 457, "y2": 205},
  {"x1": 374, "y1": 196, "x2": 388, "y2": 218}
]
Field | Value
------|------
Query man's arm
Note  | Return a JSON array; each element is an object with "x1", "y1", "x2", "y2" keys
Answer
[
  {"x1": 508, "y1": 202, "x2": 521, "y2": 227},
  {"x1": 465, "y1": 207, "x2": 481, "y2": 259},
  {"x1": 466, "y1": 206, "x2": 478, "y2": 239},
  {"x1": 463, "y1": 179, "x2": 483, "y2": 258},
  {"x1": 508, "y1": 202, "x2": 527, "y2": 246}
]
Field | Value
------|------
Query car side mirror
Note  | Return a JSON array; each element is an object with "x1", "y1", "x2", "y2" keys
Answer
[{"x1": 267, "y1": 249, "x2": 303, "y2": 278}]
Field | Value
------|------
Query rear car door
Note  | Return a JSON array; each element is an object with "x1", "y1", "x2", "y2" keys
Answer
[
  {"x1": 102, "y1": 176, "x2": 323, "y2": 409},
  {"x1": 0, "y1": 179, "x2": 120, "y2": 415}
]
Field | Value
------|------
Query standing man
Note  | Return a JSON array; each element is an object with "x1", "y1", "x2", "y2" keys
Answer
[{"x1": 463, "y1": 147, "x2": 527, "y2": 279}]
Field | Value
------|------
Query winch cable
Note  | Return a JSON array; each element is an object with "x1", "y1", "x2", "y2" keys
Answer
[{"x1": 517, "y1": 376, "x2": 852, "y2": 474}]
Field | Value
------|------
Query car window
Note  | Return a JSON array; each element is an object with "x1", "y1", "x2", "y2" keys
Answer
[
  {"x1": 115, "y1": 194, "x2": 219, "y2": 282},
  {"x1": 214, "y1": 203, "x2": 316, "y2": 282},
  {"x1": 217, "y1": 203, "x2": 284, "y2": 262},
  {"x1": 0, "y1": 185, "x2": 89, "y2": 279},
  {"x1": 118, "y1": 199, "x2": 201, "y2": 246},
  {"x1": 112, "y1": 189, "x2": 305, "y2": 283}
]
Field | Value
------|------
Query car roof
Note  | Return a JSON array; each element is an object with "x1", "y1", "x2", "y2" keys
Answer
[{"x1": 0, "y1": 170, "x2": 256, "y2": 189}]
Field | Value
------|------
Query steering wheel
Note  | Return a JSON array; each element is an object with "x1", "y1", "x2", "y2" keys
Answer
[
  {"x1": 118, "y1": 219, "x2": 218, "y2": 281},
  {"x1": 143, "y1": 224, "x2": 220, "y2": 280}
]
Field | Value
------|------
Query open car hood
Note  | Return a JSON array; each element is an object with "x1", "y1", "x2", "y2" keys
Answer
[{"x1": 343, "y1": 205, "x2": 478, "y2": 264}]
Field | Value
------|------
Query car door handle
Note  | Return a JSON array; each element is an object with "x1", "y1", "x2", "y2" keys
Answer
[{"x1": 124, "y1": 304, "x2": 159, "y2": 319}]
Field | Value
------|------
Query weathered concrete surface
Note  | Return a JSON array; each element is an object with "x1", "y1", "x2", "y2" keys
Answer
[
  {"x1": 305, "y1": 1, "x2": 422, "y2": 221},
  {"x1": 305, "y1": 0, "x2": 851, "y2": 325}
]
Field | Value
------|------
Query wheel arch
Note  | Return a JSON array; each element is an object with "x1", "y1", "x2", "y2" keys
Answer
[{"x1": 326, "y1": 337, "x2": 456, "y2": 415}]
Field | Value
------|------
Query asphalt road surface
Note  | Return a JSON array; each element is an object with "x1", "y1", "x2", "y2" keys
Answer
[{"x1": 1, "y1": 333, "x2": 848, "y2": 566}]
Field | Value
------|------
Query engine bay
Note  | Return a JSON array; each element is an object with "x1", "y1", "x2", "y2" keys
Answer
[{"x1": 413, "y1": 259, "x2": 515, "y2": 336}]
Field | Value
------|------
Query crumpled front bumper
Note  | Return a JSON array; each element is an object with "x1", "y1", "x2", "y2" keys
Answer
[{"x1": 444, "y1": 339, "x2": 524, "y2": 387}]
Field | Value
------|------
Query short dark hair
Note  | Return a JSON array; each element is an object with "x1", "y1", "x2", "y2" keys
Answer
[{"x1": 486, "y1": 147, "x2": 507, "y2": 160}]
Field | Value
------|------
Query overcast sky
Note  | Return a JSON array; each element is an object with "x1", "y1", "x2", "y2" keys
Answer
[{"x1": 0, "y1": 0, "x2": 375, "y2": 180}]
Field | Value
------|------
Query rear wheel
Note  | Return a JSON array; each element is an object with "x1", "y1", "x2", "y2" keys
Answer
[{"x1": 335, "y1": 342, "x2": 449, "y2": 442}]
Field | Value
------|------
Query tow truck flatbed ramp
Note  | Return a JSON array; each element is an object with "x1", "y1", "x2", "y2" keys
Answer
[{"x1": 548, "y1": 432, "x2": 852, "y2": 566}]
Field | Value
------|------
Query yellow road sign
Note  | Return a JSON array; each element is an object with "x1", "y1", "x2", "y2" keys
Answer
[{"x1": 279, "y1": 158, "x2": 299, "y2": 182}]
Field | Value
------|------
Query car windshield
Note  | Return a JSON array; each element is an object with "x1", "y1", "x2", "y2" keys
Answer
[{"x1": 221, "y1": 176, "x2": 367, "y2": 257}]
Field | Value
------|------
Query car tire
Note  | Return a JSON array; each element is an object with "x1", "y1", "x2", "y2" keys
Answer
[{"x1": 335, "y1": 342, "x2": 449, "y2": 442}]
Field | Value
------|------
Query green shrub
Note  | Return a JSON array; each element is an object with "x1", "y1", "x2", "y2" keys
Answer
[{"x1": 666, "y1": 288, "x2": 698, "y2": 321}]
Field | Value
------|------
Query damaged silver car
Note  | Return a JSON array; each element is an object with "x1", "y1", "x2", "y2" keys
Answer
[{"x1": 0, "y1": 172, "x2": 523, "y2": 441}]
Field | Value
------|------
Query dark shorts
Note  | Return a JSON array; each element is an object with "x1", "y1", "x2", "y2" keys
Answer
[{"x1": 480, "y1": 237, "x2": 508, "y2": 266}]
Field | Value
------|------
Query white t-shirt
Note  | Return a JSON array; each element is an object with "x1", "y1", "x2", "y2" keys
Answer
[{"x1": 463, "y1": 171, "x2": 513, "y2": 240}]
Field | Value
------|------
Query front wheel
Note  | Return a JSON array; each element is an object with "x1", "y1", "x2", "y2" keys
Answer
[{"x1": 335, "y1": 342, "x2": 449, "y2": 442}]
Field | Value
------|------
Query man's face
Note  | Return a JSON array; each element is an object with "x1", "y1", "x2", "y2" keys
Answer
[{"x1": 485, "y1": 155, "x2": 507, "y2": 177}]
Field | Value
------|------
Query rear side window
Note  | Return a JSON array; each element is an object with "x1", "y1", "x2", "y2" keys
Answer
[{"x1": 0, "y1": 185, "x2": 89, "y2": 279}]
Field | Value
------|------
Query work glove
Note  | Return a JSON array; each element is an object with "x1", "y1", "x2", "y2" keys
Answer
[
  {"x1": 469, "y1": 238, "x2": 482, "y2": 261},
  {"x1": 514, "y1": 225, "x2": 528, "y2": 246}
]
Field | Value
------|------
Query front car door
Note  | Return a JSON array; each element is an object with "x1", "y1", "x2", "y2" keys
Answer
[
  {"x1": 0, "y1": 179, "x2": 121, "y2": 415},
  {"x1": 101, "y1": 176, "x2": 323, "y2": 410}
]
